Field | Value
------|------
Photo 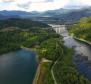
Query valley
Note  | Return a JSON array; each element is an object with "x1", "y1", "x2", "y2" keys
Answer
[
  {"x1": 0, "y1": 8, "x2": 91, "y2": 84},
  {"x1": 0, "y1": 0, "x2": 91, "y2": 84}
]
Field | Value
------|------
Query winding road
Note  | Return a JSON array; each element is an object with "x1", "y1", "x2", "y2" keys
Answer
[{"x1": 51, "y1": 45, "x2": 64, "y2": 84}]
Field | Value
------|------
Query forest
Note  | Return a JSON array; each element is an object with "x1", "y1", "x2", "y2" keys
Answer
[
  {"x1": 69, "y1": 17, "x2": 91, "y2": 42},
  {"x1": 0, "y1": 18, "x2": 90, "y2": 84},
  {"x1": 37, "y1": 37, "x2": 91, "y2": 84},
  {"x1": 0, "y1": 18, "x2": 49, "y2": 29}
]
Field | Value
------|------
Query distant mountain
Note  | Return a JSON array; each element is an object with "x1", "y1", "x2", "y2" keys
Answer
[
  {"x1": 0, "y1": 10, "x2": 29, "y2": 19},
  {"x1": 32, "y1": 7, "x2": 91, "y2": 24},
  {"x1": 0, "y1": 10, "x2": 41, "y2": 19},
  {"x1": 0, "y1": 13, "x2": 20, "y2": 20},
  {"x1": 37, "y1": 8, "x2": 75, "y2": 17},
  {"x1": 1, "y1": 7, "x2": 91, "y2": 23},
  {"x1": 53, "y1": 7, "x2": 91, "y2": 23},
  {"x1": 0, "y1": 14, "x2": 9, "y2": 19},
  {"x1": 0, "y1": 9, "x2": 78, "y2": 19},
  {"x1": 0, "y1": 10, "x2": 30, "y2": 15}
]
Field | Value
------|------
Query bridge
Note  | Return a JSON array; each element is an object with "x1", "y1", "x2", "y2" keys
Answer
[{"x1": 49, "y1": 24, "x2": 66, "y2": 34}]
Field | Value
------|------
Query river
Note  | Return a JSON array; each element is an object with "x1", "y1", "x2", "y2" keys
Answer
[
  {"x1": 51, "y1": 24, "x2": 91, "y2": 80},
  {"x1": 0, "y1": 49, "x2": 38, "y2": 84}
]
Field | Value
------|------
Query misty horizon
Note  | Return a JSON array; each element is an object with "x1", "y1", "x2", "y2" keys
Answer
[{"x1": 0, "y1": 0, "x2": 91, "y2": 12}]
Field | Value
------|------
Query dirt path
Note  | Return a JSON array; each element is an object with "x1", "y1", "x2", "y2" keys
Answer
[
  {"x1": 51, "y1": 47, "x2": 63, "y2": 84},
  {"x1": 33, "y1": 58, "x2": 52, "y2": 84}
]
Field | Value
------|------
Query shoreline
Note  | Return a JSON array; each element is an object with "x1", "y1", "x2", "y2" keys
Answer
[
  {"x1": 73, "y1": 37, "x2": 91, "y2": 46},
  {"x1": 0, "y1": 46, "x2": 40, "y2": 84},
  {"x1": 21, "y1": 46, "x2": 40, "y2": 84},
  {"x1": 32, "y1": 58, "x2": 52, "y2": 84},
  {"x1": 32, "y1": 61, "x2": 41, "y2": 84}
]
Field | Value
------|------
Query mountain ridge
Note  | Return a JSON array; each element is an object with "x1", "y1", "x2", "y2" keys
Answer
[{"x1": 1, "y1": 7, "x2": 91, "y2": 23}]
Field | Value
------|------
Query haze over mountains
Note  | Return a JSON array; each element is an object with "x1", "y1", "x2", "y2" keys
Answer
[{"x1": 0, "y1": 7, "x2": 91, "y2": 23}]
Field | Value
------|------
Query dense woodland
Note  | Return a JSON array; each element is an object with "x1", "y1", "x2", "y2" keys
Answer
[
  {"x1": 37, "y1": 37, "x2": 91, "y2": 84},
  {"x1": 0, "y1": 18, "x2": 49, "y2": 29},
  {"x1": 0, "y1": 18, "x2": 90, "y2": 84},
  {"x1": 0, "y1": 28, "x2": 59, "y2": 54},
  {"x1": 0, "y1": 18, "x2": 53, "y2": 54},
  {"x1": 69, "y1": 17, "x2": 91, "y2": 42}
]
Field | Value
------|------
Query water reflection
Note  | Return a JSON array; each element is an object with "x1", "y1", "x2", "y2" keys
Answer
[
  {"x1": 0, "y1": 49, "x2": 38, "y2": 84},
  {"x1": 62, "y1": 27, "x2": 91, "y2": 80}
]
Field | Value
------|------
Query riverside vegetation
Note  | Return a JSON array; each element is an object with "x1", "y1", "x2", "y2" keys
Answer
[
  {"x1": 0, "y1": 18, "x2": 90, "y2": 84},
  {"x1": 69, "y1": 17, "x2": 91, "y2": 42}
]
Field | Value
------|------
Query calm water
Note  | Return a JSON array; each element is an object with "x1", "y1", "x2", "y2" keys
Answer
[{"x1": 0, "y1": 49, "x2": 38, "y2": 84}]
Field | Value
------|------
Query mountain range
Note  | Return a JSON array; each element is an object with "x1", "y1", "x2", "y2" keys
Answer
[{"x1": 1, "y1": 7, "x2": 91, "y2": 23}]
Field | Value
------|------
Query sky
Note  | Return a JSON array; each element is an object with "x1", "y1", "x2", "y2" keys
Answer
[{"x1": 0, "y1": 0, "x2": 91, "y2": 12}]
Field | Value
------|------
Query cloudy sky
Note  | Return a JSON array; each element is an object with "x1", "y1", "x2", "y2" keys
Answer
[{"x1": 0, "y1": 0, "x2": 91, "y2": 12}]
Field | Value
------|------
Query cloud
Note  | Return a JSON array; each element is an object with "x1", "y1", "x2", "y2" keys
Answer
[
  {"x1": 79, "y1": 0, "x2": 91, "y2": 6},
  {"x1": 2, "y1": 0, "x2": 14, "y2": 2},
  {"x1": 1, "y1": 0, "x2": 15, "y2": 3},
  {"x1": 0, "y1": 0, "x2": 70, "y2": 11},
  {"x1": 28, "y1": 0, "x2": 69, "y2": 11},
  {"x1": 65, "y1": 0, "x2": 91, "y2": 8},
  {"x1": 46, "y1": 0, "x2": 54, "y2": 2},
  {"x1": 17, "y1": 1, "x2": 31, "y2": 9},
  {"x1": 0, "y1": 0, "x2": 91, "y2": 11}
]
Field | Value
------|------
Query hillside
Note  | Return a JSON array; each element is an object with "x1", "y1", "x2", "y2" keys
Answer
[
  {"x1": 0, "y1": 18, "x2": 49, "y2": 29},
  {"x1": 69, "y1": 17, "x2": 91, "y2": 41}
]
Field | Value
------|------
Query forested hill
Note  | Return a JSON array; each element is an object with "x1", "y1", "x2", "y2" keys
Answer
[
  {"x1": 69, "y1": 17, "x2": 91, "y2": 41},
  {"x1": 0, "y1": 18, "x2": 49, "y2": 29}
]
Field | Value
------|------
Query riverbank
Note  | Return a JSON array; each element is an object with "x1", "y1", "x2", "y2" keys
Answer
[
  {"x1": 32, "y1": 38, "x2": 62, "y2": 84},
  {"x1": 33, "y1": 58, "x2": 52, "y2": 84},
  {"x1": 33, "y1": 61, "x2": 41, "y2": 84},
  {"x1": 21, "y1": 45, "x2": 49, "y2": 84},
  {"x1": 33, "y1": 33, "x2": 91, "y2": 84},
  {"x1": 20, "y1": 46, "x2": 38, "y2": 52},
  {"x1": 68, "y1": 17, "x2": 91, "y2": 48},
  {"x1": 52, "y1": 24, "x2": 91, "y2": 84},
  {"x1": 73, "y1": 37, "x2": 91, "y2": 46}
]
